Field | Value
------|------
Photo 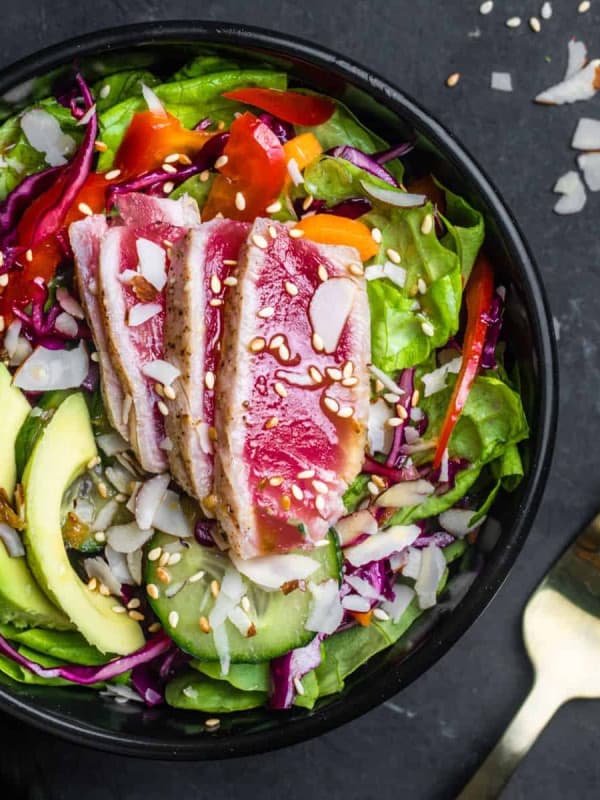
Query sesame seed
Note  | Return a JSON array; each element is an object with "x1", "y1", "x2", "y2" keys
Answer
[
  {"x1": 164, "y1": 152, "x2": 180, "y2": 163},
  {"x1": 188, "y1": 570, "x2": 206, "y2": 583},
  {"x1": 163, "y1": 181, "x2": 175, "y2": 194},
  {"x1": 205, "y1": 371, "x2": 215, "y2": 390},
  {"x1": 199, "y1": 169, "x2": 210, "y2": 182},
  {"x1": 252, "y1": 234, "x2": 268, "y2": 249},
  {"x1": 90, "y1": 351, "x2": 100, "y2": 362},
  {"x1": 99, "y1": 583, "x2": 110, "y2": 596},
  {"x1": 309, "y1": 366, "x2": 323, "y2": 384},
  {"x1": 217, "y1": 120, "x2": 226, "y2": 130},
  {"x1": 105, "y1": 168, "x2": 121, "y2": 180},
  {"x1": 323, "y1": 396, "x2": 340, "y2": 413},
  {"x1": 235, "y1": 191, "x2": 246, "y2": 211},
  {"x1": 215, "y1": 155, "x2": 229, "y2": 169},
  {"x1": 127, "y1": 598, "x2": 141, "y2": 610},
  {"x1": 312, "y1": 332, "x2": 324, "y2": 352},
  {"x1": 342, "y1": 361, "x2": 354, "y2": 378},
  {"x1": 257, "y1": 306, "x2": 275, "y2": 319},
  {"x1": 421, "y1": 321, "x2": 435, "y2": 337},
  {"x1": 205, "y1": 718, "x2": 220, "y2": 730},
  {"x1": 446, "y1": 72, "x2": 460, "y2": 88},
  {"x1": 155, "y1": 382, "x2": 165, "y2": 397},
  {"x1": 211, "y1": 274, "x2": 222, "y2": 295},
  {"x1": 294, "y1": 677, "x2": 305, "y2": 695},
  {"x1": 302, "y1": 195, "x2": 314, "y2": 211},
  {"x1": 224, "y1": 258, "x2": 239, "y2": 266},
  {"x1": 209, "y1": 298, "x2": 223, "y2": 307},
  {"x1": 179, "y1": 154, "x2": 192, "y2": 165},
  {"x1": 203, "y1": 494, "x2": 217, "y2": 511},
  {"x1": 241, "y1": 596, "x2": 251, "y2": 613},
  {"x1": 387, "y1": 417, "x2": 404, "y2": 428},
  {"x1": 397, "y1": 405, "x2": 408, "y2": 420},
  {"x1": 269, "y1": 476, "x2": 284, "y2": 486},
  {"x1": 158, "y1": 400, "x2": 169, "y2": 416},
  {"x1": 87, "y1": 455, "x2": 101, "y2": 470},
  {"x1": 99, "y1": 84, "x2": 111, "y2": 98},
  {"x1": 266, "y1": 200, "x2": 282, "y2": 214},
  {"x1": 274, "y1": 381, "x2": 288, "y2": 398},
  {"x1": 168, "y1": 610, "x2": 179, "y2": 628},
  {"x1": 199, "y1": 616, "x2": 211, "y2": 633},
  {"x1": 87, "y1": 577, "x2": 98, "y2": 591},
  {"x1": 421, "y1": 213, "x2": 434, "y2": 235},
  {"x1": 210, "y1": 580, "x2": 220, "y2": 598},
  {"x1": 384, "y1": 393, "x2": 400, "y2": 404},
  {"x1": 529, "y1": 15, "x2": 541, "y2": 32},
  {"x1": 326, "y1": 367, "x2": 343, "y2": 381},
  {"x1": 168, "y1": 552, "x2": 182, "y2": 566},
  {"x1": 373, "y1": 608, "x2": 390, "y2": 621},
  {"x1": 78, "y1": 202, "x2": 93, "y2": 216},
  {"x1": 129, "y1": 610, "x2": 145, "y2": 621},
  {"x1": 312, "y1": 479, "x2": 328, "y2": 494},
  {"x1": 159, "y1": 551, "x2": 170, "y2": 567},
  {"x1": 265, "y1": 416, "x2": 279, "y2": 430},
  {"x1": 412, "y1": 389, "x2": 421, "y2": 407},
  {"x1": 115, "y1": 493, "x2": 127, "y2": 503},
  {"x1": 97, "y1": 482, "x2": 108, "y2": 499},
  {"x1": 281, "y1": 495, "x2": 291, "y2": 511},
  {"x1": 285, "y1": 281, "x2": 299, "y2": 296},
  {"x1": 367, "y1": 481, "x2": 380, "y2": 496},
  {"x1": 505, "y1": 16, "x2": 521, "y2": 28},
  {"x1": 291, "y1": 484, "x2": 304, "y2": 501},
  {"x1": 0, "y1": 317, "x2": 4, "y2": 333},
  {"x1": 223, "y1": 276, "x2": 238, "y2": 287},
  {"x1": 112, "y1": 605, "x2": 126, "y2": 614},
  {"x1": 0, "y1": 274, "x2": 8, "y2": 288},
  {"x1": 338, "y1": 406, "x2": 354, "y2": 418},
  {"x1": 479, "y1": 0, "x2": 493, "y2": 13},
  {"x1": 386, "y1": 248, "x2": 401, "y2": 264},
  {"x1": 289, "y1": 228, "x2": 304, "y2": 239},
  {"x1": 156, "y1": 567, "x2": 171, "y2": 584},
  {"x1": 297, "y1": 469, "x2": 315, "y2": 479},
  {"x1": 148, "y1": 622, "x2": 162, "y2": 633},
  {"x1": 25, "y1": 249, "x2": 33, "y2": 262},
  {"x1": 315, "y1": 495, "x2": 325, "y2": 513},
  {"x1": 268, "y1": 224, "x2": 277, "y2": 239},
  {"x1": 318, "y1": 264, "x2": 329, "y2": 282},
  {"x1": 270, "y1": 334, "x2": 285, "y2": 349},
  {"x1": 163, "y1": 384, "x2": 176, "y2": 400},
  {"x1": 417, "y1": 278, "x2": 427, "y2": 295},
  {"x1": 578, "y1": 0, "x2": 591, "y2": 11},
  {"x1": 371, "y1": 227, "x2": 382, "y2": 244},
  {"x1": 372, "y1": 474, "x2": 386, "y2": 489},
  {"x1": 208, "y1": 426, "x2": 218, "y2": 441},
  {"x1": 94, "y1": 140, "x2": 108, "y2": 152},
  {"x1": 341, "y1": 377, "x2": 358, "y2": 388},
  {"x1": 278, "y1": 344, "x2": 290, "y2": 361},
  {"x1": 348, "y1": 263, "x2": 364, "y2": 277},
  {"x1": 162, "y1": 163, "x2": 177, "y2": 174}
]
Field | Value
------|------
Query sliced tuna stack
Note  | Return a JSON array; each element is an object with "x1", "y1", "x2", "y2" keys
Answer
[{"x1": 214, "y1": 219, "x2": 370, "y2": 559}]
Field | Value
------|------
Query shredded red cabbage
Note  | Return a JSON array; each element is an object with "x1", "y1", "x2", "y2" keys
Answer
[
  {"x1": 363, "y1": 455, "x2": 420, "y2": 483},
  {"x1": 270, "y1": 635, "x2": 323, "y2": 709},
  {"x1": 429, "y1": 458, "x2": 470, "y2": 491},
  {"x1": 293, "y1": 196, "x2": 372, "y2": 221},
  {"x1": 345, "y1": 559, "x2": 396, "y2": 603},
  {"x1": 258, "y1": 112, "x2": 295, "y2": 144},
  {"x1": 413, "y1": 531, "x2": 455, "y2": 548},
  {"x1": 12, "y1": 277, "x2": 88, "y2": 349},
  {"x1": 194, "y1": 116, "x2": 213, "y2": 131},
  {"x1": 327, "y1": 145, "x2": 399, "y2": 187},
  {"x1": 194, "y1": 519, "x2": 216, "y2": 548},
  {"x1": 374, "y1": 142, "x2": 415, "y2": 164},
  {"x1": 131, "y1": 645, "x2": 189, "y2": 707},
  {"x1": 481, "y1": 290, "x2": 504, "y2": 370},
  {"x1": 386, "y1": 368, "x2": 415, "y2": 467}
]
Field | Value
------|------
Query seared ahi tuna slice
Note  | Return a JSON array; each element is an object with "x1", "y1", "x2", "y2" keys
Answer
[
  {"x1": 164, "y1": 220, "x2": 249, "y2": 501},
  {"x1": 215, "y1": 218, "x2": 370, "y2": 559},
  {"x1": 70, "y1": 215, "x2": 129, "y2": 439},
  {"x1": 115, "y1": 192, "x2": 200, "y2": 228}
]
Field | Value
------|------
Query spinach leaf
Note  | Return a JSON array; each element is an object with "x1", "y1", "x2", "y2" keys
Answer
[
  {"x1": 191, "y1": 660, "x2": 270, "y2": 692},
  {"x1": 0, "y1": 624, "x2": 107, "y2": 666},
  {"x1": 170, "y1": 172, "x2": 214, "y2": 207},
  {"x1": 166, "y1": 671, "x2": 267, "y2": 712}
]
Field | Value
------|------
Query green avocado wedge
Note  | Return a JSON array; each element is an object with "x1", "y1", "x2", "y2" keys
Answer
[
  {"x1": 0, "y1": 365, "x2": 71, "y2": 630},
  {"x1": 22, "y1": 393, "x2": 144, "y2": 655}
]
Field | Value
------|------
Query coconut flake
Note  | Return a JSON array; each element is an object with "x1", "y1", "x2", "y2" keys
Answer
[
  {"x1": 56, "y1": 287, "x2": 84, "y2": 319},
  {"x1": 415, "y1": 544, "x2": 446, "y2": 609},
  {"x1": 335, "y1": 509, "x2": 378, "y2": 546},
  {"x1": 230, "y1": 552, "x2": 320, "y2": 591},
  {"x1": 402, "y1": 547, "x2": 422, "y2": 579},
  {"x1": 13, "y1": 342, "x2": 89, "y2": 391},
  {"x1": 141, "y1": 359, "x2": 181, "y2": 387},
  {"x1": 105, "y1": 545, "x2": 134, "y2": 586},
  {"x1": 368, "y1": 398, "x2": 394, "y2": 455},
  {"x1": 0, "y1": 523, "x2": 25, "y2": 557},
  {"x1": 96, "y1": 432, "x2": 129, "y2": 457},
  {"x1": 383, "y1": 261, "x2": 407, "y2": 289},
  {"x1": 381, "y1": 583, "x2": 415, "y2": 622},
  {"x1": 344, "y1": 524, "x2": 421, "y2": 567},
  {"x1": 535, "y1": 59, "x2": 600, "y2": 105},
  {"x1": 309, "y1": 278, "x2": 355, "y2": 354},
  {"x1": 127, "y1": 303, "x2": 162, "y2": 327},
  {"x1": 105, "y1": 463, "x2": 134, "y2": 494},
  {"x1": 342, "y1": 594, "x2": 371, "y2": 612},
  {"x1": 135, "y1": 473, "x2": 170, "y2": 530},
  {"x1": 152, "y1": 489, "x2": 193, "y2": 537},
  {"x1": 365, "y1": 264, "x2": 386, "y2": 281},
  {"x1": 578, "y1": 152, "x2": 600, "y2": 191},
  {"x1": 141, "y1": 83, "x2": 166, "y2": 115},
  {"x1": 565, "y1": 39, "x2": 588, "y2": 80},
  {"x1": 20, "y1": 108, "x2": 76, "y2": 167},
  {"x1": 106, "y1": 522, "x2": 154, "y2": 554},
  {"x1": 553, "y1": 170, "x2": 587, "y2": 214},
  {"x1": 305, "y1": 579, "x2": 344, "y2": 634},
  {"x1": 439, "y1": 508, "x2": 483, "y2": 537},
  {"x1": 84, "y1": 556, "x2": 122, "y2": 596},
  {"x1": 136, "y1": 238, "x2": 167, "y2": 290},
  {"x1": 54, "y1": 312, "x2": 79, "y2": 338},
  {"x1": 421, "y1": 356, "x2": 462, "y2": 398},
  {"x1": 90, "y1": 499, "x2": 119, "y2": 533},
  {"x1": 491, "y1": 72, "x2": 513, "y2": 92},
  {"x1": 359, "y1": 179, "x2": 426, "y2": 208},
  {"x1": 375, "y1": 479, "x2": 435, "y2": 508},
  {"x1": 572, "y1": 118, "x2": 600, "y2": 149},
  {"x1": 127, "y1": 550, "x2": 143, "y2": 585},
  {"x1": 345, "y1": 574, "x2": 382, "y2": 600},
  {"x1": 540, "y1": 2, "x2": 552, "y2": 20}
]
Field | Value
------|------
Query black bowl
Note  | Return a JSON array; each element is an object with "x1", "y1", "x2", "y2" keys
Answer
[{"x1": 0, "y1": 21, "x2": 557, "y2": 759}]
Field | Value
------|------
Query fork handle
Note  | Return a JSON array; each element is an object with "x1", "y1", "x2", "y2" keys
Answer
[{"x1": 456, "y1": 678, "x2": 566, "y2": 800}]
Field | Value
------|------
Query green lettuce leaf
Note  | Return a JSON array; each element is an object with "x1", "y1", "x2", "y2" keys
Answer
[
  {"x1": 92, "y1": 70, "x2": 159, "y2": 114},
  {"x1": 0, "y1": 624, "x2": 107, "y2": 666},
  {"x1": 171, "y1": 55, "x2": 243, "y2": 81},
  {"x1": 191, "y1": 660, "x2": 270, "y2": 692},
  {"x1": 438, "y1": 182, "x2": 485, "y2": 281},
  {"x1": 342, "y1": 473, "x2": 370, "y2": 512},
  {"x1": 166, "y1": 671, "x2": 267, "y2": 712}
]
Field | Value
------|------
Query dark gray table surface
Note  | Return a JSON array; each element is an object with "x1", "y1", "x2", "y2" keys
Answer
[{"x1": 0, "y1": 1, "x2": 595, "y2": 797}]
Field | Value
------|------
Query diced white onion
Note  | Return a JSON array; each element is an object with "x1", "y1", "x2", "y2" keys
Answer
[
  {"x1": 305, "y1": 579, "x2": 344, "y2": 634},
  {"x1": 136, "y1": 238, "x2": 167, "y2": 290},
  {"x1": 0, "y1": 523, "x2": 25, "y2": 557},
  {"x1": 141, "y1": 83, "x2": 166, "y2": 115},
  {"x1": 360, "y1": 179, "x2": 426, "y2": 207},
  {"x1": 54, "y1": 312, "x2": 79, "y2": 338},
  {"x1": 553, "y1": 170, "x2": 587, "y2": 214},
  {"x1": 135, "y1": 473, "x2": 170, "y2": 530},
  {"x1": 578, "y1": 152, "x2": 600, "y2": 191},
  {"x1": 421, "y1": 356, "x2": 462, "y2": 397},
  {"x1": 375, "y1": 479, "x2": 435, "y2": 508},
  {"x1": 141, "y1": 359, "x2": 181, "y2": 387},
  {"x1": 344, "y1": 524, "x2": 421, "y2": 567},
  {"x1": 309, "y1": 278, "x2": 356, "y2": 354},
  {"x1": 414, "y1": 544, "x2": 446, "y2": 609},
  {"x1": 439, "y1": 508, "x2": 483, "y2": 537},
  {"x1": 106, "y1": 522, "x2": 154, "y2": 554},
  {"x1": 127, "y1": 303, "x2": 162, "y2": 327},
  {"x1": 383, "y1": 261, "x2": 407, "y2": 289},
  {"x1": 56, "y1": 287, "x2": 84, "y2": 319},
  {"x1": 13, "y1": 342, "x2": 88, "y2": 391},
  {"x1": 342, "y1": 594, "x2": 371, "y2": 612},
  {"x1": 230, "y1": 552, "x2": 320, "y2": 591},
  {"x1": 20, "y1": 108, "x2": 75, "y2": 166}
]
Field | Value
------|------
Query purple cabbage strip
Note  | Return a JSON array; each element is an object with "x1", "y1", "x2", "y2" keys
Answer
[
  {"x1": 327, "y1": 145, "x2": 399, "y2": 187},
  {"x1": 480, "y1": 290, "x2": 504, "y2": 370},
  {"x1": 363, "y1": 455, "x2": 420, "y2": 483},
  {"x1": 413, "y1": 531, "x2": 455, "y2": 548},
  {"x1": 293, "y1": 196, "x2": 372, "y2": 222},
  {"x1": 194, "y1": 116, "x2": 213, "y2": 131},
  {"x1": 386, "y1": 367, "x2": 415, "y2": 467},
  {"x1": 106, "y1": 132, "x2": 229, "y2": 210},
  {"x1": 429, "y1": 457, "x2": 470, "y2": 492},
  {"x1": 258, "y1": 112, "x2": 295, "y2": 144},
  {"x1": 12, "y1": 277, "x2": 88, "y2": 349},
  {"x1": 194, "y1": 519, "x2": 216, "y2": 548},
  {"x1": 374, "y1": 142, "x2": 415, "y2": 164},
  {"x1": 345, "y1": 560, "x2": 396, "y2": 603},
  {"x1": 270, "y1": 635, "x2": 323, "y2": 710},
  {"x1": 0, "y1": 631, "x2": 173, "y2": 684},
  {"x1": 131, "y1": 646, "x2": 189, "y2": 707}
]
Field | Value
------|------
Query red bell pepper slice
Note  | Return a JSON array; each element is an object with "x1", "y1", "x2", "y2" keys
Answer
[
  {"x1": 432, "y1": 254, "x2": 495, "y2": 469},
  {"x1": 222, "y1": 88, "x2": 335, "y2": 126},
  {"x1": 202, "y1": 112, "x2": 287, "y2": 222}
]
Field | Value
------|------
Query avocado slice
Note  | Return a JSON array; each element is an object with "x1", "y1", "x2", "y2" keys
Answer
[
  {"x1": 0, "y1": 364, "x2": 71, "y2": 630},
  {"x1": 23, "y1": 393, "x2": 145, "y2": 655}
]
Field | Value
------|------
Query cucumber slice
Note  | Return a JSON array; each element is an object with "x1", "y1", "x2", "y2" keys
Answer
[{"x1": 146, "y1": 533, "x2": 340, "y2": 663}]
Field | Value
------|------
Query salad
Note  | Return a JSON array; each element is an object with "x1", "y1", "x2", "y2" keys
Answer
[{"x1": 0, "y1": 51, "x2": 529, "y2": 721}]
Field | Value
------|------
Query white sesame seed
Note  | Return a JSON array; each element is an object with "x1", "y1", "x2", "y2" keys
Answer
[
  {"x1": 168, "y1": 610, "x2": 179, "y2": 628},
  {"x1": 249, "y1": 337, "x2": 266, "y2": 353},
  {"x1": 479, "y1": 0, "x2": 493, "y2": 14},
  {"x1": 265, "y1": 416, "x2": 279, "y2": 430},
  {"x1": 210, "y1": 274, "x2": 222, "y2": 294},
  {"x1": 397, "y1": 405, "x2": 409, "y2": 420},
  {"x1": 367, "y1": 481, "x2": 380, "y2": 496},
  {"x1": 323, "y1": 396, "x2": 340, "y2": 413},
  {"x1": 284, "y1": 281, "x2": 298, "y2": 296},
  {"x1": 168, "y1": 552, "x2": 182, "y2": 566},
  {"x1": 0, "y1": 274, "x2": 8, "y2": 288},
  {"x1": 386, "y1": 417, "x2": 404, "y2": 428},
  {"x1": 341, "y1": 377, "x2": 358, "y2": 388},
  {"x1": 312, "y1": 480, "x2": 329, "y2": 494},
  {"x1": 266, "y1": 200, "x2": 282, "y2": 214},
  {"x1": 291, "y1": 484, "x2": 304, "y2": 501},
  {"x1": 540, "y1": 2, "x2": 552, "y2": 19},
  {"x1": 115, "y1": 493, "x2": 127, "y2": 503},
  {"x1": 163, "y1": 385, "x2": 176, "y2": 400},
  {"x1": 159, "y1": 551, "x2": 170, "y2": 567},
  {"x1": 162, "y1": 163, "x2": 177, "y2": 174},
  {"x1": 274, "y1": 381, "x2": 288, "y2": 398},
  {"x1": 215, "y1": 155, "x2": 229, "y2": 169},
  {"x1": 252, "y1": 234, "x2": 268, "y2": 249},
  {"x1": 257, "y1": 306, "x2": 275, "y2": 319},
  {"x1": 386, "y1": 248, "x2": 401, "y2": 264},
  {"x1": 188, "y1": 570, "x2": 206, "y2": 584},
  {"x1": 297, "y1": 469, "x2": 315, "y2": 479},
  {"x1": 99, "y1": 583, "x2": 110, "y2": 596},
  {"x1": 129, "y1": 610, "x2": 145, "y2": 621},
  {"x1": 289, "y1": 228, "x2": 304, "y2": 239},
  {"x1": 200, "y1": 169, "x2": 210, "y2": 182},
  {"x1": 318, "y1": 264, "x2": 328, "y2": 282},
  {"x1": 223, "y1": 276, "x2": 238, "y2": 287},
  {"x1": 241, "y1": 596, "x2": 251, "y2": 613},
  {"x1": 78, "y1": 202, "x2": 93, "y2": 216},
  {"x1": 371, "y1": 227, "x2": 382, "y2": 244},
  {"x1": 87, "y1": 455, "x2": 101, "y2": 470},
  {"x1": 155, "y1": 382, "x2": 165, "y2": 398},
  {"x1": 529, "y1": 15, "x2": 541, "y2": 32},
  {"x1": 342, "y1": 361, "x2": 354, "y2": 378},
  {"x1": 163, "y1": 181, "x2": 175, "y2": 194},
  {"x1": 209, "y1": 298, "x2": 223, "y2": 307},
  {"x1": 164, "y1": 152, "x2": 180, "y2": 164},
  {"x1": 294, "y1": 677, "x2": 305, "y2": 695},
  {"x1": 417, "y1": 278, "x2": 427, "y2": 295},
  {"x1": 421, "y1": 321, "x2": 435, "y2": 337},
  {"x1": 94, "y1": 531, "x2": 106, "y2": 543},
  {"x1": 278, "y1": 344, "x2": 290, "y2": 361},
  {"x1": 315, "y1": 495, "x2": 326, "y2": 513},
  {"x1": 25, "y1": 249, "x2": 33, "y2": 262},
  {"x1": 326, "y1": 367, "x2": 343, "y2": 381},
  {"x1": 157, "y1": 400, "x2": 169, "y2": 416},
  {"x1": 446, "y1": 72, "x2": 460, "y2": 88},
  {"x1": 268, "y1": 224, "x2": 277, "y2": 239},
  {"x1": 412, "y1": 389, "x2": 421, "y2": 407},
  {"x1": 97, "y1": 482, "x2": 108, "y2": 499},
  {"x1": 302, "y1": 195, "x2": 314, "y2": 211},
  {"x1": 337, "y1": 406, "x2": 354, "y2": 419},
  {"x1": 421, "y1": 213, "x2": 434, "y2": 235},
  {"x1": 112, "y1": 605, "x2": 126, "y2": 614},
  {"x1": 99, "y1": 84, "x2": 111, "y2": 99},
  {"x1": 578, "y1": 0, "x2": 591, "y2": 11},
  {"x1": 205, "y1": 371, "x2": 215, "y2": 390},
  {"x1": 373, "y1": 608, "x2": 390, "y2": 621},
  {"x1": 105, "y1": 168, "x2": 121, "y2": 180},
  {"x1": 127, "y1": 598, "x2": 141, "y2": 610},
  {"x1": 309, "y1": 366, "x2": 323, "y2": 384},
  {"x1": 312, "y1": 332, "x2": 324, "y2": 352},
  {"x1": 235, "y1": 191, "x2": 246, "y2": 211},
  {"x1": 269, "y1": 476, "x2": 284, "y2": 486},
  {"x1": 205, "y1": 718, "x2": 220, "y2": 730},
  {"x1": 348, "y1": 262, "x2": 364, "y2": 277},
  {"x1": 505, "y1": 16, "x2": 521, "y2": 28},
  {"x1": 148, "y1": 547, "x2": 162, "y2": 562},
  {"x1": 270, "y1": 334, "x2": 285, "y2": 349}
]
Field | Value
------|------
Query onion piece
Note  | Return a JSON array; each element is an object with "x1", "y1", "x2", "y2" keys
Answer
[
  {"x1": 90, "y1": 499, "x2": 119, "y2": 533},
  {"x1": 414, "y1": 544, "x2": 446, "y2": 609},
  {"x1": 368, "y1": 398, "x2": 394, "y2": 455},
  {"x1": 309, "y1": 278, "x2": 355, "y2": 354},
  {"x1": 365, "y1": 264, "x2": 385, "y2": 281},
  {"x1": 96, "y1": 432, "x2": 129, "y2": 457},
  {"x1": 565, "y1": 39, "x2": 588, "y2": 80},
  {"x1": 287, "y1": 157, "x2": 303, "y2": 185},
  {"x1": 13, "y1": 341, "x2": 89, "y2": 391},
  {"x1": 381, "y1": 583, "x2": 415, "y2": 622},
  {"x1": 342, "y1": 594, "x2": 371, "y2": 612},
  {"x1": 136, "y1": 238, "x2": 167, "y2": 291},
  {"x1": 105, "y1": 545, "x2": 133, "y2": 586},
  {"x1": 335, "y1": 509, "x2": 378, "y2": 546},
  {"x1": 439, "y1": 508, "x2": 482, "y2": 537},
  {"x1": 56, "y1": 287, "x2": 84, "y2": 319},
  {"x1": 359, "y1": 179, "x2": 426, "y2": 208},
  {"x1": 577, "y1": 152, "x2": 600, "y2": 191},
  {"x1": 152, "y1": 489, "x2": 193, "y2": 537},
  {"x1": 535, "y1": 59, "x2": 600, "y2": 105},
  {"x1": 4, "y1": 320, "x2": 22, "y2": 359},
  {"x1": 210, "y1": 567, "x2": 245, "y2": 628},
  {"x1": 383, "y1": 261, "x2": 407, "y2": 289},
  {"x1": 305, "y1": 579, "x2": 344, "y2": 634},
  {"x1": 106, "y1": 522, "x2": 154, "y2": 554},
  {"x1": 141, "y1": 83, "x2": 166, "y2": 115},
  {"x1": 553, "y1": 170, "x2": 587, "y2": 214},
  {"x1": 344, "y1": 524, "x2": 421, "y2": 567},
  {"x1": 228, "y1": 605, "x2": 254, "y2": 637},
  {"x1": 421, "y1": 356, "x2": 462, "y2": 398},
  {"x1": 128, "y1": 303, "x2": 161, "y2": 327},
  {"x1": 141, "y1": 359, "x2": 181, "y2": 387},
  {"x1": 375, "y1": 479, "x2": 435, "y2": 508},
  {"x1": 490, "y1": 72, "x2": 513, "y2": 92},
  {"x1": 0, "y1": 523, "x2": 25, "y2": 557},
  {"x1": 20, "y1": 108, "x2": 76, "y2": 167},
  {"x1": 230, "y1": 552, "x2": 320, "y2": 591},
  {"x1": 571, "y1": 117, "x2": 600, "y2": 149},
  {"x1": 135, "y1": 473, "x2": 170, "y2": 530}
]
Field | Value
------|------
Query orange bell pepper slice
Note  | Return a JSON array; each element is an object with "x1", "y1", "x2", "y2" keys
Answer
[
  {"x1": 349, "y1": 610, "x2": 374, "y2": 627},
  {"x1": 293, "y1": 214, "x2": 379, "y2": 262},
  {"x1": 283, "y1": 132, "x2": 322, "y2": 172}
]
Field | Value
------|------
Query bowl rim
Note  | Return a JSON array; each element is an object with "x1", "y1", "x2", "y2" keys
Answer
[{"x1": 0, "y1": 20, "x2": 558, "y2": 760}]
